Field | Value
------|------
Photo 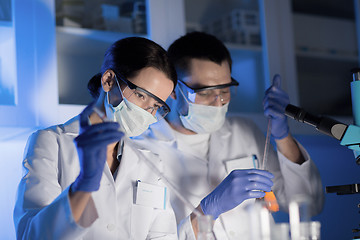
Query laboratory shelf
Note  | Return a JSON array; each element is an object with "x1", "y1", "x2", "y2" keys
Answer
[
  {"x1": 56, "y1": 26, "x2": 147, "y2": 55},
  {"x1": 225, "y1": 42, "x2": 262, "y2": 52},
  {"x1": 295, "y1": 49, "x2": 358, "y2": 62}
]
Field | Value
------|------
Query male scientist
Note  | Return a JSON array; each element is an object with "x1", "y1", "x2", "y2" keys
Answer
[{"x1": 134, "y1": 31, "x2": 324, "y2": 239}]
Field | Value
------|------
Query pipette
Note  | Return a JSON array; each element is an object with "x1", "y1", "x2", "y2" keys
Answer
[
  {"x1": 262, "y1": 118, "x2": 272, "y2": 170},
  {"x1": 92, "y1": 106, "x2": 203, "y2": 217},
  {"x1": 260, "y1": 118, "x2": 279, "y2": 212}
]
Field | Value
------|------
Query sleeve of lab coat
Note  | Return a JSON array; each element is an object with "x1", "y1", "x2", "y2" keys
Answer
[
  {"x1": 13, "y1": 129, "x2": 97, "y2": 240},
  {"x1": 274, "y1": 141, "x2": 325, "y2": 216},
  {"x1": 239, "y1": 118, "x2": 324, "y2": 216}
]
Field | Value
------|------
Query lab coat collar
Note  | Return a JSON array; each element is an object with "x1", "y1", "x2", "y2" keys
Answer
[
  {"x1": 62, "y1": 116, "x2": 80, "y2": 136},
  {"x1": 105, "y1": 138, "x2": 141, "y2": 185},
  {"x1": 211, "y1": 117, "x2": 232, "y2": 140}
]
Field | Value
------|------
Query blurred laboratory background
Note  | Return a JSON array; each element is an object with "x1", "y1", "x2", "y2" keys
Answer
[{"x1": 0, "y1": 0, "x2": 359, "y2": 239}]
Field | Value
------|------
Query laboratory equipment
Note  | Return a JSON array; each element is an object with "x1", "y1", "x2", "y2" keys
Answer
[
  {"x1": 284, "y1": 68, "x2": 360, "y2": 238},
  {"x1": 289, "y1": 195, "x2": 312, "y2": 240},
  {"x1": 284, "y1": 68, "x2": 360, "y2": 163},
  {"x1": 272, "y1": 223, "x2": 290, "y2": 240},
  {"x1": 247, "y1": 201, "x2": 273, "y2": 240}
]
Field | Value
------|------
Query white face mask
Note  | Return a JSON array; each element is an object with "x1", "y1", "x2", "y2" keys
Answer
[
  {"x1": 105, "y1": 91, "x2": 157, "y2": 137},
  {"x1": 178, "y1": 87, "x2": 229, "y2": 134}
]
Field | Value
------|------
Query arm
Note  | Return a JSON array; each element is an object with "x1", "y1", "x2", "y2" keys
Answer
[
  {"x1": 13, "y1": 130, "x2": 90, "y2": 240},
  {"x1": 68, "y1": 191, "x2": 92, "y2": 222},
  {"x1": 69, "y1": 103, "x2": 123, "y2": 222},
  {"x1": 263, "y1": 75, "x2": 307, "y2": 165},
  {"x1": 264, "y1": 75, "x2": 324, "y2": 214},
  {"x1": 14, "y1": 104, "x2": 123, "y2": 239},
  {"x1": 275, "y1": 133, "x2": 305, "y2": 165}
]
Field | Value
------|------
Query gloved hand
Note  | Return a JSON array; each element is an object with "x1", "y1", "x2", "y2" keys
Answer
[
  {"x1": 71, "y1": 103, "x2": 124, "y2": 192},
  {"x1": 200, "y1": 169, "x2": 274, "y2": 219},
  {"x1": 263, "y1": 74, "x2": 290, "y2": 139}
]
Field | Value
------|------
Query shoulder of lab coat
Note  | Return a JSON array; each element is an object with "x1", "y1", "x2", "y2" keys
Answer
[{"x1": 13, "y1": 116, "x2": 94, "y2": 239}]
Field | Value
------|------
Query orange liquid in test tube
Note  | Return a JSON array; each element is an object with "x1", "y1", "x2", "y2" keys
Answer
[{"x1": 262, "y1": 191, "x2": 279, "y2": 212}]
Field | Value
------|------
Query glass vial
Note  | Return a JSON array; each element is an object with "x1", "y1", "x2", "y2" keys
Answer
[{"x1": 289, "y1": 195, "x2": 321, "y2": 240}]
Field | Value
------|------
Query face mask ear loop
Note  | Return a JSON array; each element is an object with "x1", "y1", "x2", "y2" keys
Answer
[
  {"x1": 177, "y1": 84, "x2": 190, "y2": 104},
  {"x1": 107, "y1": 74, "x2": 128, "y2": 108},
  {"x1": 115, "y1": 76, "x2": 126, "y2": 100},
  {"x1": 176, "y1": 84, "x2": 192, "y2": 117},
  {"x1": 115, "y1": 75, "x2": 134, "y2": 108}
]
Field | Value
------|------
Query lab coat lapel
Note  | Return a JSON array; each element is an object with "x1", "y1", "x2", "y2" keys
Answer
[
  {"x1": 113, "y1": 139, "x2": 140, "y2": 185},
  {"x1": 208, "y1": 120, "x2": 232, "y2": 185},
  {"x1": 125, "y1": 141, "x2": 164, "y2": 239},
  {"x1": 126, "y1": 146, "x2": 155, "y2": 240}
]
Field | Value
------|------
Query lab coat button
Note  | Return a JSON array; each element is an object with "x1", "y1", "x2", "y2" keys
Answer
[{"x1": 107, "y1": 223, "x2": 115, "y2": 231}]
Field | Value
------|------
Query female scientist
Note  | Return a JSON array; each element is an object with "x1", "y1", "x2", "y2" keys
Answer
[{"x1": 13, "y1": 37, "x2": 178, "y2": 239}]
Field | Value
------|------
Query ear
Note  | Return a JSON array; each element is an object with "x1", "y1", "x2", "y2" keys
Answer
[
  {"x1": 101, "y1": 70, "x2": 116, "y2": 92},
  {"x1": 170, "y1": 90, "x2": 176, "y2": 100}
]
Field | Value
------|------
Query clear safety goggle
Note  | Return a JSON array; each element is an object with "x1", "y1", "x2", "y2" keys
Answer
[
  {"x1": 114, "y1": 72, "x2": 171, "y2": 120},
  {"x1": 177, "y1": 78, "x2": 239, "y2": 105}
]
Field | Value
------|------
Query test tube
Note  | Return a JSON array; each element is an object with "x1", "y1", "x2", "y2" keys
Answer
[
  {"x1": 247, "y1": 201, "x2": 272, "y2": 240},
  {"x1": 289, "y1": 195, "x2": 312, "y2": 240},
  {"x1": 272, "y1": 223, "x2": 290, "y2": 240}
]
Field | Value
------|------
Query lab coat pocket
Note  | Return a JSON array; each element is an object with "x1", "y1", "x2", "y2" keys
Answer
[
  {"x1": 135, "y1": 181, "x2": 167, "y2": 210},
  {"x1": 224, "y1": 154, "x2": 258, "y2": 174},
  {"x1": 131, "y1": 204, "x2": 153, "y2": 239}
]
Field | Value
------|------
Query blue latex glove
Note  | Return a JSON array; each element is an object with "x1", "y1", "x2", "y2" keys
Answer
[
  {"x1": 200, "y1": 169, "x2": 274, "y2": 219},
  {"x1": 71, "y1": 103, "x2": 124, "y2": 192},
  {"x1": 263, "y1": 74, "x2": 290, "y2": 139}
]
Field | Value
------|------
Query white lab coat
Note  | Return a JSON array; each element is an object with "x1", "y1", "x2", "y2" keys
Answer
[
  {"x1": 13, "y1": 116, "x2": 177, "y2": 240},
  {"x1": 133, "y1": 115, "x2": 325, "y2": 240}
]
